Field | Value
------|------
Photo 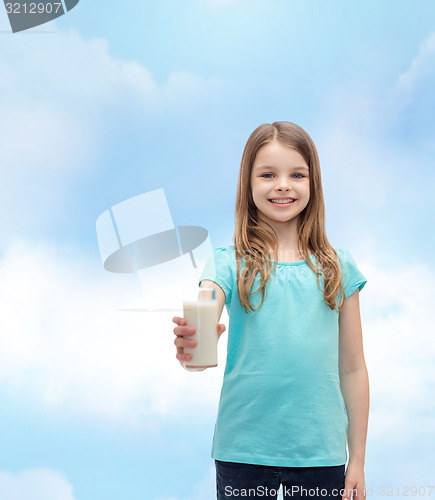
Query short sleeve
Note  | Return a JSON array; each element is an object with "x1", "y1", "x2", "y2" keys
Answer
[
  {"x1": 198, "y1": 246, "x2": 234, "y2": 308},
  {"x1": 337, "y1": 248, "x2": 367, "y2": 299}
]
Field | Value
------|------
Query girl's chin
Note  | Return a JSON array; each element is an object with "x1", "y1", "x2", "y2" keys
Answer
[{"x1": 257, "y1": 213, "x2": 301, "y2": 225}]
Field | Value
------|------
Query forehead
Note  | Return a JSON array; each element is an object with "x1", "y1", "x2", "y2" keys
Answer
[{"x1": 253, "y1": 142, "x2": 308, "y2": 169}]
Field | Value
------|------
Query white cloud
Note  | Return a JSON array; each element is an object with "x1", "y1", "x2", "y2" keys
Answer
[
  {"x1": 362, "y1": 258, "x2": 435, "y2": 415},
  {"x1": 0, "y1": 26, "x2": 236, "y2": 237},
  {"x1": 185, "y1": 466, "x2": 216, "y2": 500},
  {"x1": 342, "y1": 242, "x2": 435, "y2": 431},
  {"x1": 376, "y1": 31, "x2": 435, "y2": 149},
  {"x1": 0, "y1": 237, "x2": 227, "y2": 423},
  {"x1": 317, "y1": 122, "x2": 394, "y2": 209},
  {"x1": 315, "y1": 33, "x2": 435, "y2": 245},
  {"x1": 351, "y1": 252, "x2": 435, "y2": 486},
  {"x1": 394, "y1": 32, "x2": 435, "y2": 97},
  {"x1": 154, "y1": 465, "x2": 216, "y2": 500},
  {"x1": 0, "y1": 24, "x2": 234, "y2": 155},
  {"x1": 0, "y1": 468, "x2": 75, "y2": 500}
]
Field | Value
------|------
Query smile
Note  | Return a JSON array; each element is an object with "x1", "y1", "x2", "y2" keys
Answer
[{"x1": 268, "y1": 199, "x2": 296, "y2": 207}]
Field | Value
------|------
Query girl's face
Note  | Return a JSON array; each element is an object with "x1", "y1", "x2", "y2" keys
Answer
[{"x1": 250, "y1": 140, "x2": 310, "y2": 228}]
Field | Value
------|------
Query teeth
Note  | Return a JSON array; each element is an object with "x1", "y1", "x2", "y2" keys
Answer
[{"x1": 270, "y1": 199, "x2": 294, "y2": 204}]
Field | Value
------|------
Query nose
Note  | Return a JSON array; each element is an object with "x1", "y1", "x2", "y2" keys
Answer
[
  {"x1": 274, "y1": 176, "x2": 292, "y2": 192},
  {"x1": 277, "y1": 183, "x2": 290, "y2": 192}
]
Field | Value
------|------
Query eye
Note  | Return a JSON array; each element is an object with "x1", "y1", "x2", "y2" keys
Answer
[{"x1": 260, "y1": 173, "x2": 306, "y2": 179}]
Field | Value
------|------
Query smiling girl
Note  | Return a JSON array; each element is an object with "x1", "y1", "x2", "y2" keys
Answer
[{"x1": 173, "y1": 121, "x2": 369, "y2": 500}]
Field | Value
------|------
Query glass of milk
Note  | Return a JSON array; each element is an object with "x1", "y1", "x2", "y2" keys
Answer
[{"x1": 182, "y1": 287, "x2": 218, "y2": 369}]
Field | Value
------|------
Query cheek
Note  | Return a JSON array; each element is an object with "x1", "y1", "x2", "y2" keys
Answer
[{"x1": 251, "y1": 182, "x2": 263, "y2": 198}]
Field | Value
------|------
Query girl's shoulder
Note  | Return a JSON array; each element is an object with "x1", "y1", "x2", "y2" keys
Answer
[
  {"x1": 334, "y1": 247, "x2": 357, "y2": 265},
  {"x1": 334, "y1": 247, "x2": 359, "y2": 272},
  {"x1": 335, "y1": 247, "x2": 346, "y2": 261},
  {"x1": 212, "y1": 245, "x2": 236, "y2": 258},
  {"x1": 335, "y1": 247, "x2": 347, "y2": 256},
  {"x1": 334, "y1": 247, "x2": 368, "y2": 297},
  {"x1": 214, "y1": 244, "x2": 235, "y2": 252},
  {"x1": 207, "y1": 245, "x2": 236, "y2": 269}
]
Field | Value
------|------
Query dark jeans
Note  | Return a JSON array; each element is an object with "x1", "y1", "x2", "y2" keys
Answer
[{"x1": 215, "y1": 460, "x2": 346, "y2": 499}]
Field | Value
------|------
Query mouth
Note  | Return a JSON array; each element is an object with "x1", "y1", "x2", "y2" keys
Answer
[{"x1": 268, "y1": 198, "x2": 296, "y2": 207}]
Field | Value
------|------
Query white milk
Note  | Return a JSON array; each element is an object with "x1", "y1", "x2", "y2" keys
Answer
[{"x1": 183, "y1": 291, "x2": 218, "y2": 369}]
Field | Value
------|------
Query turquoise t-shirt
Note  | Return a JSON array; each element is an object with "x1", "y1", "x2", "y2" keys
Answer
[{"x1": 198, "y1": 245, "x2": 367, "y2": 467}]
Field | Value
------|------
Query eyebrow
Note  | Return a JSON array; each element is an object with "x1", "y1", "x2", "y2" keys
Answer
[{"x1": 254, "y1": 165, "x2": 309, "y2": 172}]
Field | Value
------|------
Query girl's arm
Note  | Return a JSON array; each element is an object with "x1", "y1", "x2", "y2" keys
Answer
[{"x1": 338, "y1": 289, "x2": 369, "y2": 500}]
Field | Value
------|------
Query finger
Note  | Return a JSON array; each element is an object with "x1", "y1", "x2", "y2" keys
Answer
[
  {"x1": 173, "y1": 324, "x2": 195, "y2": 337},
  {"x1": 175, "y1": 343, "x2": 185, "y2": 358},
  {"x1": 176, "y1": 349, "x2": 192, "y2": 363},
  {"x1": 174, "y1": 337, "x2": 197, "y2": 349},
  {"x1": 342, "y1": 485, "x2": 353, "y2": 500},
  {"x1": 172, "y1": 316, "x2": 188, "y2": 326},
  {"x1": 176, "y1": 352, "x2": 189, "y2": 363},
  {"x1": 217, "y1": 324, "x2": 226, "y2": 337}
]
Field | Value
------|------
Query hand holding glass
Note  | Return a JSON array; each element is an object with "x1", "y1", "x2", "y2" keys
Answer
[{"x1": 182, "y1": 287, "x2": 218, "y2": 369}]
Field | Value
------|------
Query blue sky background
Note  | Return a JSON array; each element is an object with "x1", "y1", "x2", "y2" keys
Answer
[{"x1": 0, "y1": 1, "x2": 434, "y2": 498}]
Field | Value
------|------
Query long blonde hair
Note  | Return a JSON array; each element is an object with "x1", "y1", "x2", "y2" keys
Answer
[{"x1": 233, "y1": 121, "x2": 345, "y2": 313}]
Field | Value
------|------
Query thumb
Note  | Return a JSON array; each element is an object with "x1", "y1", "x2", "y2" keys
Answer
[{"x1": 217, "y1": 323, "x2": 226, "y2": 337}]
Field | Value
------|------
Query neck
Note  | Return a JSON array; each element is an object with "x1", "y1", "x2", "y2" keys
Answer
[
  {"x1": 258, "y1": 216, "x2": 300, "y2": 251},
  {"x1": 257, "y1": 215, "x2": 313, "y2": 261}
]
